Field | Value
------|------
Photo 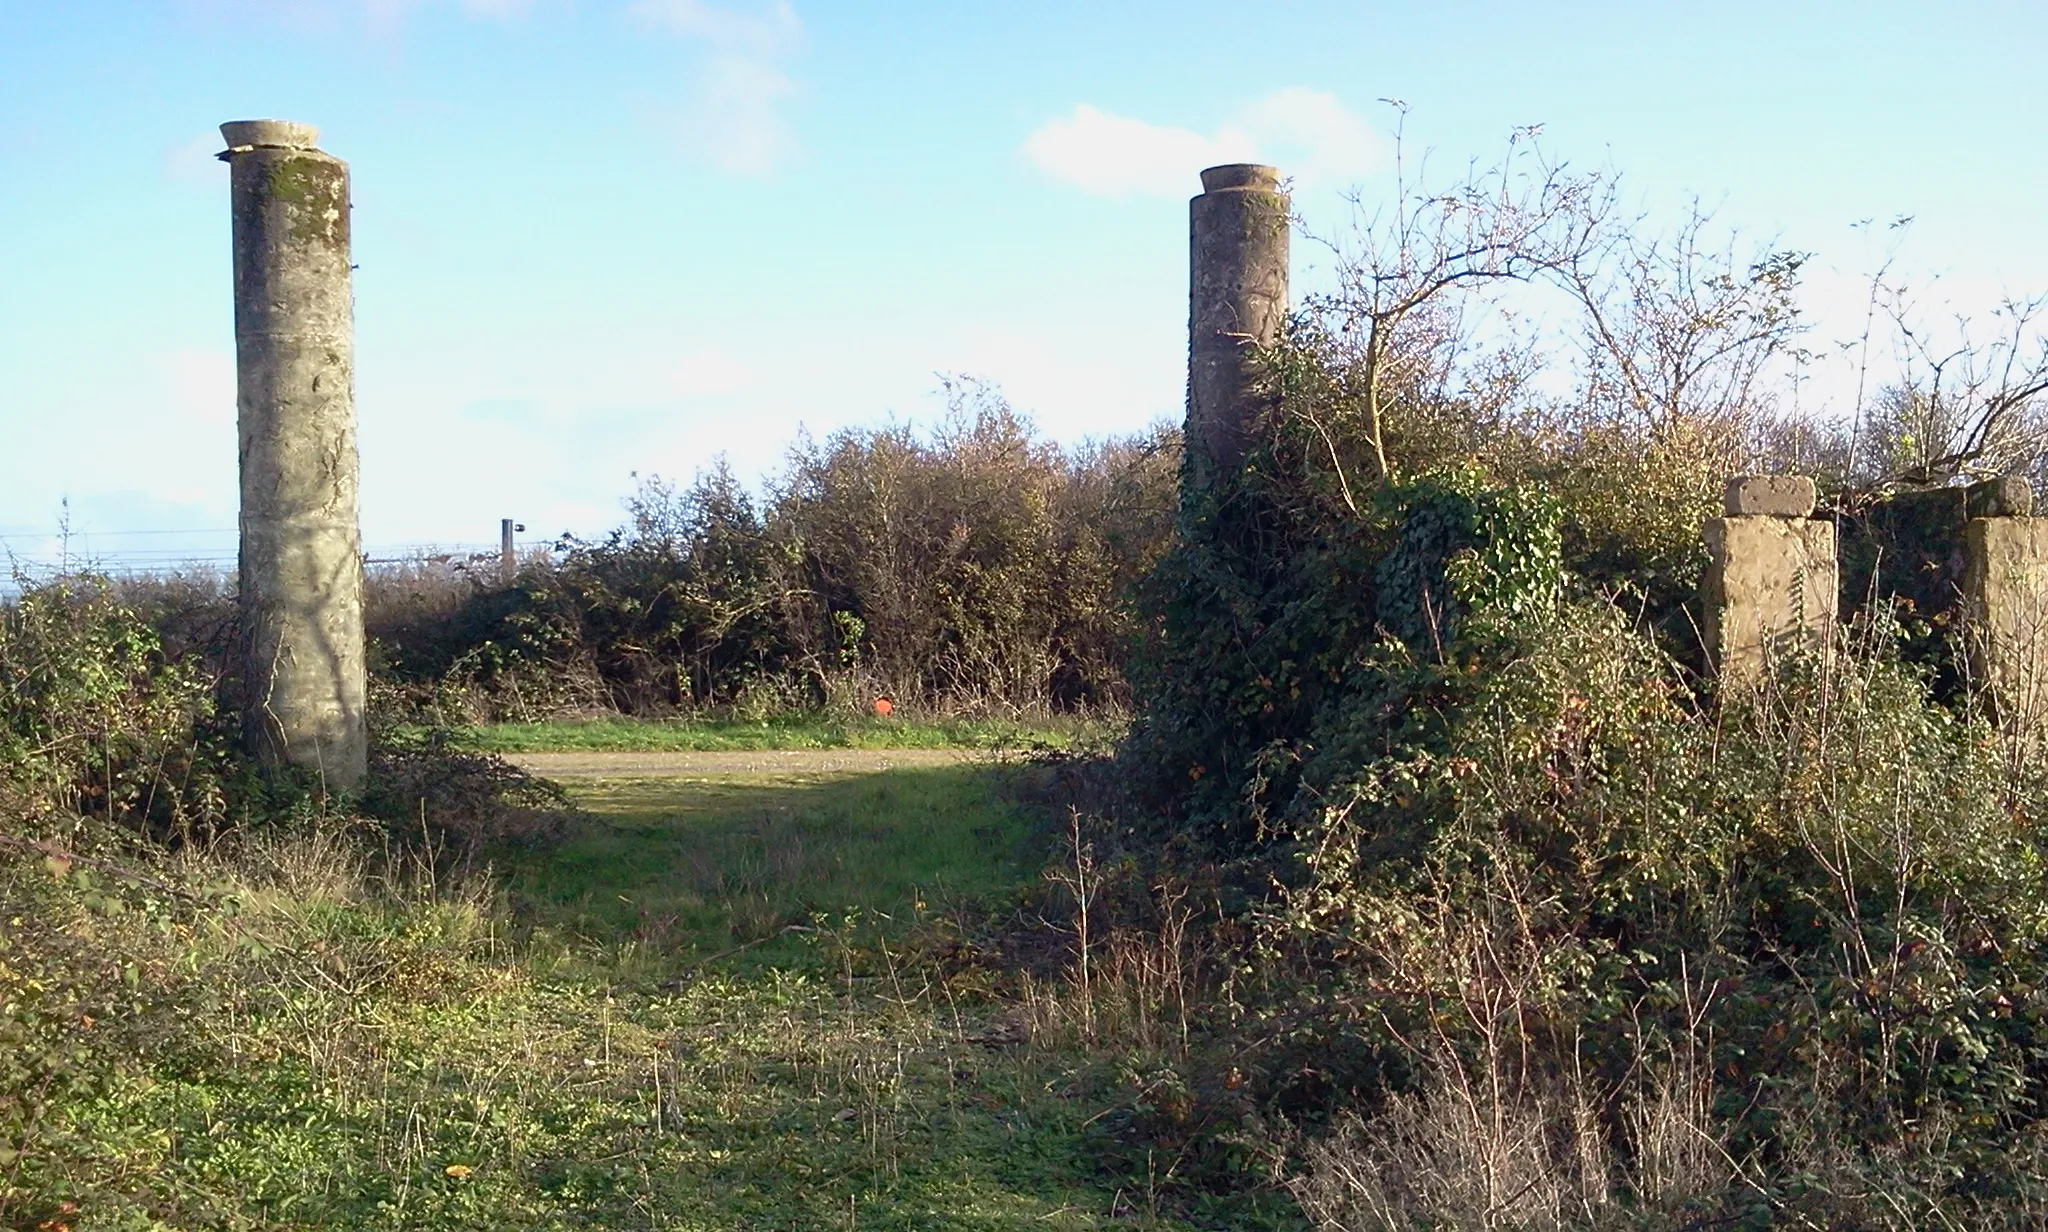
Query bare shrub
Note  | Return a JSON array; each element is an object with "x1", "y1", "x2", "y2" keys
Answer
[
  {"x1": 1291, "y1": 1064, "x2": 1608, "y2": 1232},
  {"x1": 1291, "y1": 1049, "x2": 1732, "y2": 1231},
  {"x1": 1018, "y1": 812, "x2": 1203, "y2": 1058},
  {"x1": 353, "y1": 379, "x2": 1179, "y2": 723},
  {"x1": 777, "y1": 378, "x2": 1177, "y2": 715}
]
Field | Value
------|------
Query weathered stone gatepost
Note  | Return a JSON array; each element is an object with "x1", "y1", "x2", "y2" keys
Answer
[
  {"x1": 1962, "y1": 476, "x2": 2048, "y2": 736},
  {"x1": 1703, "y1": 475, "x2": 1838, "y2": 689},
  {"x1": 220, "y1": 119, "x2": 366, "y2": 789},
  {"x1": 1187, "y1": 164, "x2": 1289, "y2": 492}
]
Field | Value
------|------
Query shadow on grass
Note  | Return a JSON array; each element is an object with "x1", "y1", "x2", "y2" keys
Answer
[
  {"x1": 445, "y1": 713, "x2": 1117, "y2": 754},
  {"x1": 503, "y1": 762, "x2": 1041, "y2": 969}
]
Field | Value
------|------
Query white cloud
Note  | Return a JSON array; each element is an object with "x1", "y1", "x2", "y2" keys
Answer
[
  {"x1": 632, "y1": 0, "x2": 802, "y2": 176},
  {"x1": 1024, "y1": 89, "x2": 1385, "y2": 199},
  {"x1": 154, "y1": 348, "x2": 237, "y2": 430},
  {"x1": 162, "y1": 132, "x2": 225, "y2": 187},
  {"x1": 359, "y1": 0, "x2": 533, "y2": 25},
  {"x1": 1239, "y1": 88, "x2": 1383, "y2": 187},
  {"x1": 1022, "y1": 106, "x2": 1255, "y2": 200}
]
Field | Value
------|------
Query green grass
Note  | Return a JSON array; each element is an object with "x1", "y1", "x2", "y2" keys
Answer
[
  {"x1": 7, "y1": 757, "x2": 1297, "y2": 1230},
  {"x1": 63, "y1": 951, "x2": 1178, "y2": 1230},
  {"x1": 436, "y1": 713, "x2": 1117, "y2": 754},
  {"x1": 504, "y1": 765, "x2": 1040, "y2": 963}
]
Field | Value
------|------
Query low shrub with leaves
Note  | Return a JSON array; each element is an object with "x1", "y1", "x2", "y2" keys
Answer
[
  {"x1": 0, "y1": 576, "x2": 229, "y2": 840},
  {"x1": 1125, "y1": 456, "x2": 1568, "y2": 856},
  {"x1": 1251, "y1": 599, "x2": 2048, "y2": 1226},
  {"x1": 1106, "y1": 444, "x2": 2048, "y2": 1222}
]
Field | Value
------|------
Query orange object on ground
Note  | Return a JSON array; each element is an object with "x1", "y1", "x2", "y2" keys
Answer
[{"x1": 872, "y1": 697, "x2": 894, "y2": 717}]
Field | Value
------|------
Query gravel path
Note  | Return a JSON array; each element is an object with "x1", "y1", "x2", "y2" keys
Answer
[{"x1": 504, "y1": 748, "x2": 986, "y2": 779}]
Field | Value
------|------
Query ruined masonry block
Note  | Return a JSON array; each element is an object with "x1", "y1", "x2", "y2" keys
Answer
[
  {"x1": 1704, "y1": 515, "x2": 1838, "y2": 689},
  {"x1": 1968, "y1": 474, "x2": 2035, "y2": 520},
  {"x1": 1724, "y1": 474, "x2": 1817, "y2": 518},
  {"x1": 1964, "y1": 515, "x2": 2048, "y2": 731}
]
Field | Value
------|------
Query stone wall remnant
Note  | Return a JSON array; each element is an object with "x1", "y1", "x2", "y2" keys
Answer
[
  {"x1": 1963, "y1": 477, "x2": 2048, "y2": 733},
  {"x1": 220, "y1": 119, "x2": 366, "y2": 789},
  {"x1": 1704, "y1": 474, "x2": 1838, "y2": 689},
  {"x1": 1187, "y1": 163, "x2": 1288, "y2": 491}
]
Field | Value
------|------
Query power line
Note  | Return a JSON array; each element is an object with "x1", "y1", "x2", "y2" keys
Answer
[{"x1": 0, "y1": 527, "x2": 236, "y2": 538}]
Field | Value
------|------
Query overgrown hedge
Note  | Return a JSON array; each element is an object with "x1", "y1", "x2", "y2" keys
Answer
[
  {"x1": 1090, "y1": 278, "x2": 2048, "y2": 1221},
  {"x1": 373, "y1": 383, "x2": 1180, "y2": 723}
]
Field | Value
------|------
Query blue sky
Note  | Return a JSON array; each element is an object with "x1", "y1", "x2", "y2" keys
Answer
[{"x1": 3, "y1": 0, "x2": 2046, "y2": 571}]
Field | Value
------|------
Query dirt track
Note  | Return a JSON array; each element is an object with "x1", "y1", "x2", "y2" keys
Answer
[{"x1": 504, "y1": 748, "x2": 985, "y2": 779}]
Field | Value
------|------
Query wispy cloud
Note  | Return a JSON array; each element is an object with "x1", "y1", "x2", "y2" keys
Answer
[
  {"x1": 631, "y1": 0, "x2": 803, "y2": 176},
  {"x1": 364, "y1": 0, "x2": 534, "y2": 20},
  {"x1": 1024, "y1": 89, "x2": 1385, "y2": 198},
  {"x1": 162, "y1": 132, "x2": 225, "y2": 186},
  {"x1": 181, "y1": 0, "x2": 533, "y2": 32}
]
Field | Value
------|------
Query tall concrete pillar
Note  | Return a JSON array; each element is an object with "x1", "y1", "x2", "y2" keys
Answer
[
  {"x1": 1963, "y1": 477, "x2": 2048, "y2": 736},
  {"x1": 1188, "y1": 164, "x2": 1289, "y2": 491},
  {"x1": 220, "y1": 119, "x2": 366, "y2": 788},
  {"x1": 1703, "y1": 476, "x2": 1838, "y2": 690}
]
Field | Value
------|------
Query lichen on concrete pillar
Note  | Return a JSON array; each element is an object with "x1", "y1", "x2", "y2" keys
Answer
[
  {"x1": 220, "y1": 119, "x2": 366, "y2": 788},
  {"x1": 1962, "y1": 477, "x2": 2048, "y2": 735},
  {"x1": 1703, "y1": 475, "x2": 1838, "y2": 689},
  {"x1": 1187, "y1": 164, "x2": 1289, "y2": 492}
]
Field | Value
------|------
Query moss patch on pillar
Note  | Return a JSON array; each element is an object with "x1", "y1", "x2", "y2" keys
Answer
[{"x1": 263, "y1": 155, "x2": 349, "y2": 246}]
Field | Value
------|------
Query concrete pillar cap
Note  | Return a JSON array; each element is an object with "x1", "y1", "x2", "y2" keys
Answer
[
  {"x1": 219, "y1": 120, "x2": 322, "y2": 151},
  {"x1": 1200, "y1": 164, "x2": 1281, "y2": 193},
  {"x1": 1724, "y1": 474, "x2": 1818, "y2": 518},
  {"x1": 1968, "y1": 474, "x2": 2035, "y2": 519}
]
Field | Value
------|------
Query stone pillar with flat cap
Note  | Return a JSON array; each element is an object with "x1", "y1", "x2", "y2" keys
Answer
[
  {"x1": 1187, "y1": 164, "x2": 1289, "y2": 494},
  {"x1": 1962, "y1": 476, "x2": 2048, "y2": 736},
  {"x1": 219, "y1": 119, "x2": 366, "y2": 789},
  {"x1": 1703, "y1": 474, "x2": 1838, "y2": 690}
]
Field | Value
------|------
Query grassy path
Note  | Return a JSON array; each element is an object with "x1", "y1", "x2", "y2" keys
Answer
[
  {"x1": 505, "y1": 753, "x2": 1033, "y2": 965},
  {"x1": 32, "y1": 748, "x2": 1299, "y2": 1230},
  {"x1": 505, "y1": 747, "x2": 978, "y2": 778},
  {"x1": 443, "y1": 714, "x2": 1113, "y2": 755},
  {"x1": 464, "y1": 752, "x2": 1227, "y2": 1229}
]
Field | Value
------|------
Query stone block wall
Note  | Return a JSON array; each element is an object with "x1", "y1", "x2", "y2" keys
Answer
[{"x1": 1704, "y1": 471, "x2": 2048, "y2": 737}]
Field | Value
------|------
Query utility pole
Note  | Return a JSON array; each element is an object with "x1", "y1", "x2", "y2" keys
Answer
[{"x1": 500, "y1": 518, "x2": 522, "y2": 586}]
